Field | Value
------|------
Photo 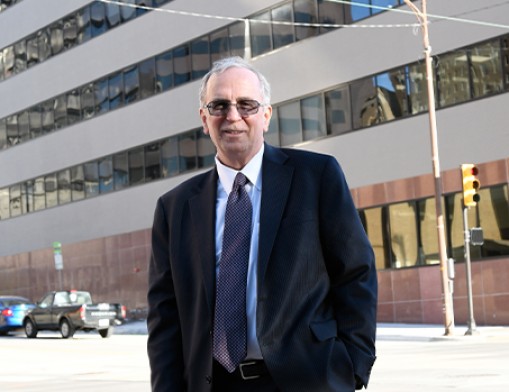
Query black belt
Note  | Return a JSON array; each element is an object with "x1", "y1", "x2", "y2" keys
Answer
[{"x1": 236, "y1": 360, "x2": 269, "y2": 380}]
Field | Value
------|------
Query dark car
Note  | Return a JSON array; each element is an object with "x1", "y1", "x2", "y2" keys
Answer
[{"x1": 0, "y1": 296, "x2": 36, "y2": 335}]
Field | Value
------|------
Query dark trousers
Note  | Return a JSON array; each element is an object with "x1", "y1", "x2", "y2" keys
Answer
[{"x1": 212, "y1": 360, "x2": 280, "y2": 392}]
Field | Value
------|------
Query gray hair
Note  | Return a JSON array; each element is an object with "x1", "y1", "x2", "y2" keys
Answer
[{"x1": 198, "y1": 56, "x2": 271, "y2": 107}]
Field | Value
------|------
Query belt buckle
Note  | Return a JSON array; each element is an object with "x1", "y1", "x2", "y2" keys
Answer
[{"x1": 239, "y1": 361, "x2": 260, "y2": 380}]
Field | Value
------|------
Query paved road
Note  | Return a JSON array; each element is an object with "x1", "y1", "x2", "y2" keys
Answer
[{"x1": 1, "y1": 323, "x2": 508, "y2": 391}]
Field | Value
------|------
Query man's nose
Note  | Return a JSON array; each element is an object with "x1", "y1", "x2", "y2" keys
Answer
[{"x1": 225, "y1": 104, "x2": 243, "y2": 121}]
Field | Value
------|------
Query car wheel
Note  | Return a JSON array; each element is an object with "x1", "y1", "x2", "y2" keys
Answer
[
  {"x1": 25, "y1": 319, "x2": 38, "y2": 338},
  {"x1": 98, "y1": 327, "x2": 113, "y2": 338},
  {"x1": 60, "y1": 319, "x2": 75, "y2": 339}
]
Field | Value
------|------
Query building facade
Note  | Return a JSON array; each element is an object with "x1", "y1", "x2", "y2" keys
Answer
[{"x1": 1, "y1": 0, "x2": 508, "y2": 325}]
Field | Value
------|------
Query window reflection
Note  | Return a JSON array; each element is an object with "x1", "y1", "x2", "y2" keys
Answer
[
  {"x1": 301, "y1": 95, "x2": 326, "y2": 141},
  {"x1": 228, "y1": 22, "x2": 245, "y2": 58},
  {"x1": 191, "y1": 37, "x2": 210, "y2": 79},
  {"x1": 106, "y1": 3, "x2": 121, "y2": 29},
  {"x1": 41, "y1": 100, "x2": 55, "y2": 134},
  {"x1": 470, "y1": 41, "x2": 503, "y2": 98},
  {"x1": 124, "y1": 65, "x2": 140, "y2": 103},
  {"x1": 90, "y1": 1, "x2": 107, "y2": 37},
  {"x1": 144, "y1": 143, "x2": 161, "y2": 181},
  {"x1": 14, "y1": 40, "x2": 27, "y2": 74},
  {"x1": 346, "y1": 0, "x2": 370, "y2": 23},
  {"x1": 197, "y1": 131, "x2": 215, "y2": 168},
  {"x1": 22, "y1": 181, "x2": 33, "y2": 214},
  {"x1": 324, "y1": 87, "x2": 351, "y2": 135},
  {"x1": 57, "y1": 169, "x2": 71, "y2": 205},
  {"x1": 417, "y1": 198, "x2": 440, "y2": 265},
  {"x1": 54, "y1": 95, "x2": 68, "y2": 129},
  {"x1": 113, "y1": 152, "x2": 129, "y2": 190},
  {"x1": 388, "y1": 201, "x2": 418, "y2": 268},
  {"x1": 317, "y1": 0, "x2": 345, "y2": 33},
  {"x1": 210, "y1": 29, "x2": 230, "y2": 64},
  {"x1": 156, "y1": 51, "x2": 173, "y2": 92},
  {"x1": 139, "y1": 58, "x2": 156, "y2": 99},
  {"x1": 178, "y1": 132, "x2": 197, "y2": 172},
  {"x1": 266, "y1": 110, "x2": 280, "y2": 147},
  {"x1": 0, "y1": 119, "x2": 7, "y2": 149},
  {"x1": 71, "y1": 166, "x2": 85, "y2": 201},
  {"x1": 45, "y1": 174, "x2": 58, "y2": 208},
  {"x1": 173, "y1": 45, "x2": 191, "y2": 86},
  {"x1": 129, "y1": 148, "x2": 145, "y2": 185},
  {"x1": 272, "y1": 4, "x2": 294, "y2": 49},
  {"x1": 50, "y1": 21, "x2": 64, "y2": 56},
  {"x1": 278, "y1": 101, "x2": 302, "y2": 146},
  {"x1": 376, "y1": 69, "x2": 409, "y2": 121},
  {"x1": 294, "y1": 0, "x2": 319, "y2": 41},
  {"x1": 9, "y1": 185, "x2": 21, "y2": 217},
  {"x1": 350, "y1": 77, "x2": 379, "y2": 129},
  {"x1": 109, "y1": 73, "x2": 124, "y2": 109},
  {"x1": 81, "y1": 84, "x2": 95, "y2": 119},
  {"x1": 437, "y1": 51, "x2": 470, "y2": 107},
  {"x1": 84, "y1": 162, "x2": 99, "y2": 197},
  {"x1": 99, "y1": 156, "x2": 114, "y2": 193},
  {"x1": 161, "y1": 137, "x2": 179, "y2": 177},
  {"x1": 407, "y1": 62, "x2": 429, "y2": 114},
  {"x1": 251, "y1": 11, "x2": 272, "y2": 58},
  {"x1": 0, "y1": 188, "x2": 9, "y2": 219},
  {"x1": 63, "y1": 14, "x2": 78, "y2": 49},
  {"x1": 95, "y1": 78, "x2": 110, "y2": 114},
  {"x1": 33, "y1": 177, "x2": 46, "y2": 210},
  {"x1": 17, "y1": 111, "x2": 29, "y2": 143},
  {"x1": 67, "y1": 89, "x2": 82, "y2": 125}
]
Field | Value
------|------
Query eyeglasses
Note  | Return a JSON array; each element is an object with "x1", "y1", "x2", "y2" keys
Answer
[{"x1": 204, "y1": 99, "x2": 264, "y2": 117}]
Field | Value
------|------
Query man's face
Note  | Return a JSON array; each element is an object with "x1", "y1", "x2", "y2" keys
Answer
[{"x1": 200, "y1": 67, "x2": 272, "y2": 170}]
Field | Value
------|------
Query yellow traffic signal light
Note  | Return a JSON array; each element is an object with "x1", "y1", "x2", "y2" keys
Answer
[{"x1": 461, "y1": 164, "x2": 480, "y2": 208}]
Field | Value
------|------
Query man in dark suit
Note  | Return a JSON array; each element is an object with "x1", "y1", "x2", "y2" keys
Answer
[{"x1": 147, "y1": 56, "x2": 377, "y2": 391}]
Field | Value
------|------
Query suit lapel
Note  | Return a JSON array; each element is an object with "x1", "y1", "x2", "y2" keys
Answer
[
  {"x1": 258, "y1": 145, "x2": 293, "y2": 284},
  {"x1": 189, "y1": 169, "x2": 218, "y2": 316}
]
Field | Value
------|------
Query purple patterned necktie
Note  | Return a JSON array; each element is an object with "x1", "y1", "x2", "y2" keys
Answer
[{"x1": 213, "y1": 172, "x2": 252, "y2": 372}]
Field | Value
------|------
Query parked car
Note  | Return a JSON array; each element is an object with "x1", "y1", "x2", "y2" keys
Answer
[
  {"x1": 0, "y1": 296, "x2": 36, "y2": 335},
  {"x1": 23, "y1": 290, "x2": 126, "y2": 339}
]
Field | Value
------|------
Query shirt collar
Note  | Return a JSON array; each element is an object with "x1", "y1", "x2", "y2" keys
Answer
[{"x1": 216, "y1": 144, "x2": 264, "y2": 193}]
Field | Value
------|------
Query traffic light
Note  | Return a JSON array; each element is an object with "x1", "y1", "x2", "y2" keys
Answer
[{"x1": 461, "y1": 163, "x2": 480, "y2": 208}]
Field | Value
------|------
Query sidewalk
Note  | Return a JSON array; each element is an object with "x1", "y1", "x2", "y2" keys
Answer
[{"x1": 116, "y1": 319, "x2": 509, "y2": 341}]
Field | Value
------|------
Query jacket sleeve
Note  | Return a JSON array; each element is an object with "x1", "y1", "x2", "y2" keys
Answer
[
  {"x1": 147, "y1": 197, "x2": 186, "y2": 391},
  {"x1": 319, "y1": 156, "x2": 378, "y2": 389}
]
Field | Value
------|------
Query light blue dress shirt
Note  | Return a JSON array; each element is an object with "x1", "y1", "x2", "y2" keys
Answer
[{"x1": 215, "y1": 145, "x2": 264, "y2": 360}]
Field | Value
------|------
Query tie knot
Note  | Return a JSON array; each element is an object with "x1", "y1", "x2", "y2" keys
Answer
[{"x1": 234, "y1": 172, "x2": 248, "y2": 189}]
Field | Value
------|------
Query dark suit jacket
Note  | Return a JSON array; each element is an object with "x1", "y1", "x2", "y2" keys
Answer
[{"x1": 147, "y1": 144, "x2": 377, "y2": 392}]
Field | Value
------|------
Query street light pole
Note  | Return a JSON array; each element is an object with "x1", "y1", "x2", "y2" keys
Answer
[{"x1": 404, "y1": 0, "x2": 455, "y2": 335}]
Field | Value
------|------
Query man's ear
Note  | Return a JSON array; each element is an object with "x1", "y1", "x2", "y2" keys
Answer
[{"x1": 200, "y1": 108, "x2": 209, "y2": 134}]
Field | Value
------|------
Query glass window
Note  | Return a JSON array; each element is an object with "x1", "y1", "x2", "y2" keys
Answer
[
  {"x1": 95, "y1": 78, "x2": 110, "y2": 114},
  {"x1": 324, "y1": 86, "x2": 351, "y2": 135},
  {"x1": 120, "y1": 0, "x2": 136, "y2": 22},
  {"x1": 191, "y1": 36, "x2": 210, "y2": 79},
  {"x1": 437, "y1": 50, "x2": 470, "y2": 107},
  {"x1": 6, "y1": 115, "x2": 19, "y2": 146},
  {"x1": 0, "y1": 187, "x2": 10, "y2": 220},
  {"x1": 63, "y1": 14, "x2": 78, "y2": 49},
  {"x1": 67, "y1": 89, "x2": 82, "y2": 125},
  {"x1": 250, "y1": 11, "x2": 272, "y2": 58},
  {"x1": 29, "y1": 105, "x2": 42, "y2": 139},
  {"x1": 388, "y1": 201, "x2": 418, "y2": 268},
  {"x1": 41, "y1": 100, "x2": 55, "y2": 134},
  {"x1": 77, "y1": 6, "x2": 92, "y2": 43},
  {"x1": 361, "y1": 206, "x2": 391, "y2": 269},
  {"x1": 0, "y1": 118, "x2": 6, "y2": 149},
  {"x1": 210, "y1": 28, "x2": 230, "y2": 64},
  {"x1": 50, "y1": 21, "x2": 64, "y2": 56},
  {"x1": 376, "y1": 69, "x2": 409, "y2": 121},
  {"x1": 113, "y1": 152, "x2": 129, "y2": 190},
  {"x1": 3, "y1": 46, "x2": 14, "y2": 78},
  {"x1": 136, "y1": 0, "x2": 153, "y2": 16},
  {"x1": 293, "y1": 0, "x2": 319, "y2": 41},
  {"x1": 37, "y1": 30, "x2": 51, "y2": 63},
  {"x1": 477, "y1": 185, "x2": 509, "y2": 258},
  {"x1": 0, "y1": 49, "x2": 5, "y2": 81},
  {"x1": 173, "y1": 44, "x2": 191, "y2": 86},
  {"x1": 301, "y1": 95, "x2": 326, "y2": 141},
  {"x1": 407, "y1": 62, "x2": 429, "y2": 114},
  {"x1": 57, "y1": 169, "x2": 71, "y2": 205},
  {"x1": 350, "y1": 76, "x2": 379, "y2": 129},
  {"x1": 178, "y1": 132, "x2": 197, "y2": 172},
  {"x1": 128, "y1": 147, "x2": 145, "y2": 185},
  {"x1": 17, "y1": 111, "x2": 30, "y2": 143},
  {"x1": 197, "y1": 131, "x2": 215, "y2": 168},
  {"x1": 45, "y1": 173, "x2": 58, "y2": 208},
  {"x1": 372, "y1": 0, "x2": 399, "y2": 15},
  {"x1": 155, "y1": 50, "x2": 173, "y2": 92},
  {"x1": 33, "y1": 177, "x2": 46, "y2": 210},
  {"x1": 346, "y1": 0, "x2": 370, "y2": 23},
  {"x1": 317, "y1": 0, "x2": 344, "y2": 33},
  {"x1": 22, "y1": 181, "x2": 33, "y2": 214},
  {"x1": 502, "y1": 36, "x2": 509, "y2": 89},
  {"x1": 139, "y1": 58, "x2": 156, "y2": 99},
  {"x1": 108, "y1": 72, "x2": 124, "y2": 109},
  {"x1": 278, "y1": 101, "x2": 302, "y2": 146},
  {"x1": 81, "y1": 83, "x2": 95, "y2": 119},
  {"x1": 99, "y1": 156, "x2": 113, "y2": 193},
  {"x1": 106, "y1": 3, "x2": 121, "y2": 29},
  {"x1": 272, "y1": 3, "x2": 294, "y2": 49},
  {"x1": 124, "y1": 65, "x2": 140, "y2": 103},
  {"x1": 417, "y1": 198, "x2": 440, "y2": 265},
  {"x1": 14, "y1": 40, "x2": 27, "y2": 74},
  {"x1": 144, "y1": 143, "x2": 161, "y2": 181},
  {"x1": 9, "y1": 185, "x2": 21, "y2": 217},
  {"x1": 54, "y1": 95, "x2": 68, "y2": 129},
  {"x1": 84, "y1": 162, "x2": 99, "y2": 197},
  {"x1": 470, "y1": 40, "x2": 504, "y2": 98},
  {"x1": 71, "y1": 166, "x2": 85, "y2": 201},
  {"x1": 229, "y1": 22, "x2": 246, "y2": 58},
  {"x1": 266, "y1": 109, "x2": 280, "y2": 147},
  {"x1": 90, "y1": 1, "x2": 107, "y2": 37},
  {"x1": 161, "y1": 137, "x2": 179, "y2": 177},
  {"x1": 26, "y1": 35, "x2": 39, "y2": 67}
]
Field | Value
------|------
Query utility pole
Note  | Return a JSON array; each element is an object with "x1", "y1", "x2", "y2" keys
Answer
[{"x1": 404, "y1": 0, "x2": 455, "y2": 335}]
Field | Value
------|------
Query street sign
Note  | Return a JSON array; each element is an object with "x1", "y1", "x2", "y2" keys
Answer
[{"x1": 53, "y1": 241, "x2": 64, "y2": 270}]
